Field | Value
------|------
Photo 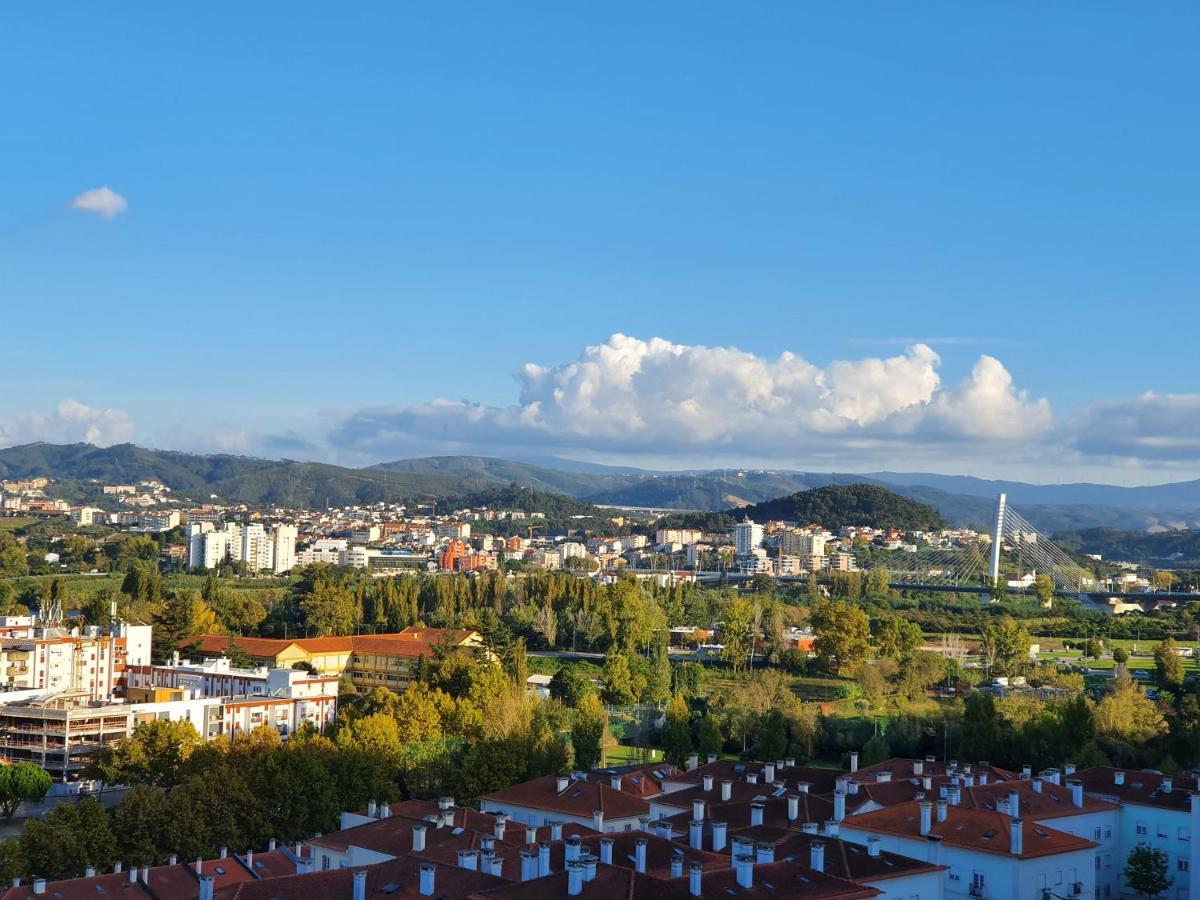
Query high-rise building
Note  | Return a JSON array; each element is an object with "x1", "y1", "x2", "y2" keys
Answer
[
  {"x1": 734, "y1": 518, "x2": 764, "y2": 556},
  {"x1": 272, "y1": 523, "x2": 298, "y2": 574}
]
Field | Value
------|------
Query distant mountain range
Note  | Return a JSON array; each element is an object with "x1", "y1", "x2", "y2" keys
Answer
[{"x1": 4, "y1": 442, "x2": 1200, "y2": 536}]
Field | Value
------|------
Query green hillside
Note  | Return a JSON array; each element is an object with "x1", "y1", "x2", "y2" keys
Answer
[{"x1": 733, "y1": 483, "x2": 946, "y2": 530}]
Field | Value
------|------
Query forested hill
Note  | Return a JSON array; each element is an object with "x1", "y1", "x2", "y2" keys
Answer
[
  {"x1": 732, "y1": 484, "x2": 947, "y2": 530},
  {"x1": 1055, "y1": 527, "x2": 1200, "y2": 567}
]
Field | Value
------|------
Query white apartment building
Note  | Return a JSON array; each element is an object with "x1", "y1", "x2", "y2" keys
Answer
[
  {"x1": 297, "y1": 538, "x2": 349, "y2": 566},
  {"x1": 139, "y1": 510, "x2": 181, "y2": 532},
  {"x1": 189, "y1": 522, "x2": 297, "y2": 573},
  {"x1": 780, "y1": 529, "x2": 829, "y2": 557},
  {"x1": 734, "y1": 518, "x2": 764, "y2": 556}
]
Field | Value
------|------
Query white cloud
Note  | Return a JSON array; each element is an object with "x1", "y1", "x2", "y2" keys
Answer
[
  {"x1": 0, "y1": 400, "x2": 135, "y2": 448},
  {"x1": 70, "y1": 186, "x2": 128, "y2": 219},
  {"x1": 1069, "y1": 392, "x2": 1200, "y2": 465},
  {"x1": 331, "y1": 334, "x2": 1053, "y2": 464}
]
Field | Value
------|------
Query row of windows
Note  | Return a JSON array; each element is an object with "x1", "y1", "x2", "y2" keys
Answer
[{"x1": 1135, "y1": 823, "x2": 1191, "y2": 841}]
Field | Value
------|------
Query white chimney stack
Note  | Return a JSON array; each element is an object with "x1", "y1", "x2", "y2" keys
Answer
[
  {"x1": 687, "y1": 752, "x2": 699, "y2": 771},
  {"x1": 199, "y1": 874, "x2": 215, "y2": 900},
  {"x1": 919, "y1": 801, "x2": 933, "y2": 835},
  {"x1": 913, "y1": 759, "x2": 924, "y2": 776},
  {"x1": 693, "y1": 799, "x2": 706, "y2": 821},
  {"x1": 710, "y1": 821, "x2": 727, "y2": 853},
  {"x1": 519, "y1": 849, "x2": 538, "y2": 882},
  {"x1": 413, "y1": 824, "x2": 427, "y2": 852},
  {"x1": 689, "y1": 862, "x2": 703, "y2": 897},
  {"x1": 1069, "y1": 780, "x2": 1084, "y2": 808},
  {"x1": 593, "y1": 810, "x2": 605, "y2": 833},
  {"x1": 787, "y1": 794, "x2": 800, "y2": 821},
  {"x1": 567, "y1": 861, "x2": 584, "y2": 896},
  {"x1": 764, "y1": 763, "x2": 775, "y2": 784},
  {"x1": 352, "y1": 870, "x2": 367, "y2": 900},
  {"x1": 750, "y1": 802, "x2": 764, "y2": 827},
  {"x1": 810, "y1": 840, "x2": 825, "y2": 873},
  {"x1": 849, "y1": 751, "x2": 859, "y2": 773},
  {"x1": 690, "y1": 820, "x2": 704, "y2": 850},
  {"x1": 936, "y1": 801, "x2": 948, "y2": 823},
  {"x1": 721, "y1": 779, "x2": 733, "y2": 802},
  {"x1": 599, "y1": 838, "x2": 613, "y2": 866},
  {"x1": 867, "y1": 836, "x2": 881, "y2": 857},
  {"x1": 634, "y1": 838, "x2": 647, "y2": 874},
  {"x1": 734, "y1": 855, "x2": 754, "y2": 889},
  {"x1": 1010, "y1": 818, "x2": 1024, "y2": 856},
  {"x1": 419, "y1": 863, "x2": 435, "y2": 896},
  {"x1": 702, "y1": 774, "x2": 714, "y2": 792},
  {"x1": 833, "y1": 790, "x2": 846, "y2": 822},
  {"x1": 1114, "y1": 771, "x2": 1126, "y2": 786}
]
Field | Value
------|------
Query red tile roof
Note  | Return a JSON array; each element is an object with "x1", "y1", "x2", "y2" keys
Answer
[
  {"x1": 1074, "y1": 766, "x2": 1199, "y2": 813},
  {"x1": 481, "y1": 775, "x2": 651, "y2": 821},
  {"x1": 843, "y1": 801, "x2": 1095, "y2": 859},
  {"x1": 218, "y1": 857, "x2": 505, "y2": 900}
]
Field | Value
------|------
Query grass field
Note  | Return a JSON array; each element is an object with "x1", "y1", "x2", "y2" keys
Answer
[{"x1": 0, "y1": 519, "x2": 35, "y2": 533}]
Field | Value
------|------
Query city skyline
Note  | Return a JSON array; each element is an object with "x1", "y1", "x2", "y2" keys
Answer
[{"x1": 3, "y1": 4, "x2": 1199, "y2": 484}]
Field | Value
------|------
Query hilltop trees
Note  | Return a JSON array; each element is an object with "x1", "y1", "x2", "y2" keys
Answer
[{"x1": 811, "y1": 600, "x2": 870, "y2": 674}]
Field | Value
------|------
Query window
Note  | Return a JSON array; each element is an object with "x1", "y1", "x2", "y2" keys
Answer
[
  {"x1": 1105, "y1": 827, "x2": 1112, "y2": 839},
  {"x1": 1137, "y1": 822, "x2": 1149, "y2": 836},
  {"x1": 1159, "y1": 825, "x2": 1170, "y2": 839},
  {"x1": 1094, "y1": 827, "x2": 1102, "y2": 840},
  {"x1": 1180, "y1": 827, "x2": 1191, "y2": 842},
  {"x1": 1179, "y1": 858, "x2": 1190, "y2": 873}
]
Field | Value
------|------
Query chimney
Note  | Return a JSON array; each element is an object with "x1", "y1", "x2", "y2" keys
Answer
[
  {"x1": 824, "y1": 819, "x2": 839, "y2": 838},
  {"x1": 519, "y1": 849, "x2": 538, "y2": 882},
  {"x1": 494, "y1": 814, "x2": 507, "y2": 841},
  {"x1": 655, "y1": 820, "x2": 672, "y2": 840},
  {"x1": 115, "y1": 863, "x2": 124, "y2": 874},
  {"x1": 711, "y1": 821, "x2": 727, "y2": 853},
  {"x1": 689, "y1": 862, "x2": 703, "y2": 897},
  {"x1": 690, "y1": 820, "x2": 704, "y2": 850},
  {"x1": 599, "y1": 838, "x2": 613, "y2": 866},
  {"x1": 802, "y1": 822, "x2": 818, "y2": 834},
  {"x1": 1064, "y1": 763, "x2": 1077, "y2": 776},
  {"x1": 849, "y1": 751, "x2": 859, "y2": 773},
  {"x1": 129, "y1": 870, "x2": 138, "y2": 885},
  {"x1": 457, "y1": 849, "x2": 479, "y2": 871},
  {"x1": 874, "y1": 772, "x2": 891, "y2": 784},
  {"x1": 526, "y1": 825, "x2": 539, "y2": 845},
  {"x1": 140, "y1": 866, "x2": 149, "y2": 884},
  {"x1": 755, "y1": 842, "x2": 774, "y2": 864},
  {"x1": 1010, "y1": 818, "x2": 1024, "y2": 856},
  {"x1": 538, "y1": 843, "x2": 551, "y2": 878},
  {"x1": 267, "y1": 840, "x2": 276, "y2": 853},
  {"x1": 979, "y1": 773, "x2": 988, "y2": 786},
  {"x1": 1114, "y1": 771, "x2": 1126, "y2": 786},
  {"x1": 734, "y1": 855, "x2": 754, "y2": 889},
  {"x1": 169, "y1": 854, "x2": 178, "y2": 865},
  {"x1": 687, "y1": 752, "x2": 699, "y2": 771},
  {"x1": 567, "y1": 861, "x2": 584, "y2": 896},
  {"x1": 919, "y1": 801, "x2": 933, "y2": 835},
  {"x1": 296, "y1": 857, "x2": 314, "y2": 875},
  {"x1": 810, "y1": 840, "x2": 825, "y2": 873},
  {"x1": 867, "y1": 836, "x2": 881, "y2": 857},
  {"x1": 764, "y1": 763, "x2": 776, "y2": 784},
  {"x1": 936, "y1": 801, "x2": 948, "y2": 823},
  {"x1": 610, "y1": 775, "x2": 621, "y2": 791},
  {"x1": 670, "y1": 853, "x2": 684, "y2": 878},
  {"x1": 551, "y1": 822, "x2": 564, "y2": 841},
  {"x1": 582, "y1": 853, "x2": 597, "y2": 882},
  {"x1": 913, "y1": 759, "x2": 924, "y2": 776},
  {"x1": 352, "y1": 870, "x2": 367, "y2": 900},
  {"x1": 693, "y1": 799, "x2": 707, "y2": 821},
  {"x1": 565, "y1": 836, "x2": 582, "y2": 863},
  {"x1": 638, "y1": 816, "x2": 651, "y2": 832},
  {"x1": 787, "y1": 794, "x2": 800, "y2": 821},
  {"x1": 796, "y1": 781, "x2": 811, "y2": 794},
  {"x1": 750, "y1": 802, "x2": 764, "y2": 827},
  {"x1": 707, "y1": 754, "x2": 717, "y2": 764},
  {"x1": 438, "y1": 796, "x2": 454, "y2": 811},
  {"x1": 833, "y1": 790, "x2": 846, "y2": 823},
  {"x1": 413, "y1": 824, "x2": 427, "y2": 852},
  {"x1": 1021, "y1": 764, "x2": 1032, "y2": 779},
  {"x1": 634, "y1": 838, "x2": 647, "y2": 874},
  {"x1": 1009, "y1": 791, "x2": 1020, "y2": 819},
  {"x1": 418, "y1": 863, "x2": 435, "y2": 897},
  {"x1": 702, "y1": 774, "x2": 714, "y2": 792},
  {"x1": 367, "y1": 799, "x2": 377, "y2": 818},
  {"x1": 721, "y1": 780, "x2": 733, "y2": 802},
  {"x1": 592, "y1": 810, "x2": 605, "y2": 834},
  {"x1": 1068, "y1": 780, "x2": 1084, "y2": 808},
  {"x1": 244, "y1": 850, "x2": 253, "y2": 870},
  {"x1": 1163, "y1": 777, "x2": 1174, "y2": 793},
  {"x1": 557, "y1": 776, "x2": 570, "y2": 793},
  {"x1": 488, "y1": 856, "x2": 504, "y2": 878},
  {"x1": 922, "y1": 775, "x2": 933, "y2": 791},
  {"x1": 86, "y1": 867, "x2": 96, "y2": 878},
  {"x1": 32, "y1": 880, "x2": 45, "y2": 896},
  {"x1": 219, "y1": 847, "x2": 228, "y2": 860},
  {"x1": 199, "y1": 874, "x2": 215, "y2": 900},
  {"x1": 746, "y1": 773, "x2": 758, "y2": 785},
  {"x1": 1032, "y1": 778, "x2": 1043, "y2": 794},
  {"x1": 480, "y1": 836, "x2": 496, "y2": 854}
]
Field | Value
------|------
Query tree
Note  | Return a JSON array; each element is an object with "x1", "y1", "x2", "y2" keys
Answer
[
  {"x1": 860, "y1": 731, "x2": 889, "y2": 766},
  {"x1": 1113, "y1": 646, "x2": 1130, "y2": 666},
  {"x1": 571, "y1": 694, "x2": 609, "y2": 770},
  {"x1": 1095, "y1": 670, "x2": 1168, "y2": 744},
  {"x1": 601, "y1": 651, "x2": 636, "y2": 706},
  {"x1": 298, "y1": 580, "x2": 358, "y2": 636},
  {"x1": 19, "y1": 798, "x2": 116, "y2": 880},
  {"x1": 112, "y1": 786, "x2": 172, "y2": 866},
  {"x1": 1033, "y1": 573, "x2": 1056, "y2": 607},
  {"x1": 1124, "y1": 842, "x2": 1172, "y2": 899},
  {"x1": 1153, "y1": 571, "x2": 1176, "y2": 593},
  {"x1": 978, "y1": 619, "x2": 1031, "y2": 677},
  {"x1": 696, "y1": 714, "x2": 723, "y2": 758},
  {"x1": 0, "y1": 763, "x2": 51, "y2": 820},
  {"x1": 660, "y1": 695, "x2": 692, "y2": 768},
  {"x1": 91, "y1": 720, "x2": 202, "y2": 790},
  {"x1": 874, "y1": 616, "x2": 923, "y2": 663},
  {"x1": 811, "y1": 600, "x2": 870, "y2": 674},
  {"x1": 549, "y1": 665, "x2": 594, "y2": 707},
  {"x1": 865, "y1": 566, "x2": 890, "y2": 598},
  {"x1": 719, "y1": 597, "x2": 756, "y2": 672},
  {"x1": 1154, "y1": 638, "x2": 1185, "y2": 690},
  {"x1": 1084, "y1": 638, "x2": 1104, "y2": 660}
]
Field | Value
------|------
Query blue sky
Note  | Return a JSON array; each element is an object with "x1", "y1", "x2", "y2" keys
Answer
[{"x1": 2, "y1": 3, "x2": 1198, "y2": 482}]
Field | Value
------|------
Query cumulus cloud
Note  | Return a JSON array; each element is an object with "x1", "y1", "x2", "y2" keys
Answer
[
  {"x1": 1069, "y1": 392, "x2": 1200, "y2": 465},
  {"x1": 70, "y1": 186, "x2": 128, "y2": 218},
  {"x1": 331, "y1": 334, "x2": 1053, "y2": 463},
  {"x1": 0, "y1": 400, "x2": 135, "y2": 448}
]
